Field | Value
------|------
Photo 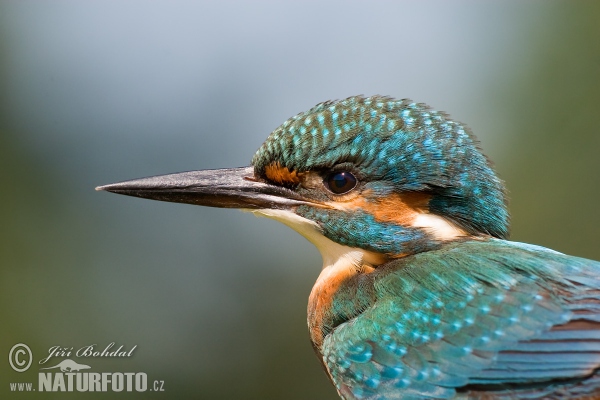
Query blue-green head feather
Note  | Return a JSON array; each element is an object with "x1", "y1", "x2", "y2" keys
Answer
[{"x1": 251, "y1": 95, "x2": 507, "y2": 256}]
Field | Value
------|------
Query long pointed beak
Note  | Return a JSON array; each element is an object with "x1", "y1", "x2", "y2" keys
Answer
[{"x1": 96, "y1": 166, "x2": 311, "y2": 210}]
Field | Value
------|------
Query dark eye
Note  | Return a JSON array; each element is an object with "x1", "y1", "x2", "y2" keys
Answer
[{"x1": 325, "y1": 171, "x2": 357, "y2": 194}]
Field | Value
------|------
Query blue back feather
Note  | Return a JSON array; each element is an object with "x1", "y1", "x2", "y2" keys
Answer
[{"x1": 322, "y1": 239, "x2": 600, "y2": 399}]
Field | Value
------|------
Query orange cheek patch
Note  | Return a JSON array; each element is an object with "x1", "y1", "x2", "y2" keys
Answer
[
  {"x1": 264, "y1": 162, "x2": 301, "y2": 185},
  {"x1": 335, "y1": 190, "x2": 431, "y2": 226}
]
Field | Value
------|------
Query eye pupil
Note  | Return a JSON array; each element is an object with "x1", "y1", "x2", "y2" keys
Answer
[{"x1": 326, "y1": 171, "x2": 357, "y2": 194}]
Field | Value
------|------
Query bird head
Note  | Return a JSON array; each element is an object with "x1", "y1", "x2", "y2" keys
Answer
[{"x1": 98, "y1": 95, "x2": 508, "y2": 269}]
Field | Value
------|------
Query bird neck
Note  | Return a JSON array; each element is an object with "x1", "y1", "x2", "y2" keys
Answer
[{"x1": 308, "y1": 253, "x2": 378, "y2": 350}]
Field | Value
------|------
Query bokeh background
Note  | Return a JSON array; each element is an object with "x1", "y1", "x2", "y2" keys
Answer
[{"x1": 1, "y1": 1, "x2": 599, "y2": 399}]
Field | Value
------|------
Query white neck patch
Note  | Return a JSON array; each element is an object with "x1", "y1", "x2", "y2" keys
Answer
[{"x1": 412, "y1": 213, "x2": 466, "y2": 241}]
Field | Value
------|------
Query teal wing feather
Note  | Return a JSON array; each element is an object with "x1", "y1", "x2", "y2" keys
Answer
[{"x1": 322, "y1": 239, "x2": 600, "y2": 399}]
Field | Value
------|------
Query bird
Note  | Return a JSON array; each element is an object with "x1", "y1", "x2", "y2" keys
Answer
[{"x1": 97, "y1": 95, "x2": 600, "y2": 399}]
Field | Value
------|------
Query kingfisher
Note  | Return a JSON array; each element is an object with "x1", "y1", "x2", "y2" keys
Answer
[{"x1": 97, "y1": 95, "x2": 600, "y2": 399}]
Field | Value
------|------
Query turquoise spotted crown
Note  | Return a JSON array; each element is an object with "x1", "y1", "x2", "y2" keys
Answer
[{"x1": 252, "y1": 95, "x2": 508, "y2": 239}]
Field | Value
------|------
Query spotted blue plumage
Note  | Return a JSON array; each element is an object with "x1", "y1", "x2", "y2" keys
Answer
[
  {"x1": 252, "y1": 96, "x2": 508, "y2": 239},
  {"x1": 323, "y1": 239, "x2": 600, "y2": 399}
]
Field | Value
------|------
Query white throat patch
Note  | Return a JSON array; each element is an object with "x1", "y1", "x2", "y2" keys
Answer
[{"x1": 249, "y1": 209, "x2": 385, "y2": 270}]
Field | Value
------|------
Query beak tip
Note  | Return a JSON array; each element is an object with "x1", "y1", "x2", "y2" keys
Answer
[
  {"x1": 96, "y1": 183, "x2": 122, "y2": 193},
  {"x1": 96, "y1": 183, "x2": 117, "y2": 192}
]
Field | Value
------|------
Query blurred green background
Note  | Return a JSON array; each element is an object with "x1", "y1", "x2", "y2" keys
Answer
[{"x1": 1, "y1": 1, "x2": 599, "y2": 399}]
